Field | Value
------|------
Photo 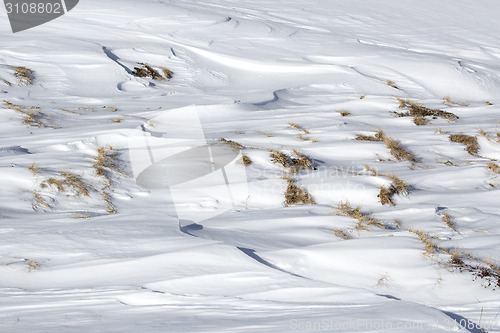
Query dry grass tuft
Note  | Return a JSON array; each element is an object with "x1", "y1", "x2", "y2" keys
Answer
[
  {"x1": 93, "y1": 146, "x2": 123, "y2": 184},
  {"x1": 102, "y1": 190, "x2": 117, "y2": 214},
  {"x1": 386, "y1": 80, "x2": 401, "y2": 90},
  {"x1": 486, "y1": 162, "x2": 500, "y2": 174},
  {"x1": 32, "y1": 191, "x2": 51, "y2": 211},
  {"x1": 13, "y1": 66, "x2": 34, "y2": 85},
  {"x1": 241, "y1": 154, "x2": 252, "y2": 166},
  {"x1": 257, "y1": 131, "x2": 272, "y2": 137},
  {"x1": 28, "y1": 163, "x2": 39, "y2": 175},
  {"x1": 162, "y1": 67, "x2": 174, "y2": 80},
  {"x1": 133, "y1": 63, "x2": 173, "y2": 81},
  {"x1": 297, "y1": 133, "x2": 310, "y2": 141},
  {"x1": 338, "y1": 110, "x2": 351, "y2": 117},
  {"x1": 450, "y1": 134, "x2": 479, "y2": 155},
  {"x1": 219, "y1": 138, "x2": 245, "y2": 151},
  {"x1": 413, "y1": 115, "x2": 429, "y2": 126},
  {"x1": 407, "y1": 229, "x2": 439, "y2": 255},
  {"x1": 283, "y1": 176, "x2": 315, "y2": 206},
  {"x1": 288, "y1": 122, "x2": 310, "y2": 134},
  {"x1": 291, "y1": 150, "x2": 315, "y2": 170},
  {"x1": 383, "y1": 135, "x2": 418, "y2": 163},
  {"x1": 396, "y1": 98, "x2": 458, "y2": 124},
  {"x1": 44, "y1": 172, "x2": 90, "y2": 197},
  {"x1": 104, "y1": 106, "x2": 118, "y2": 112},
  {"x1": 355, "y1": 129, "x2": 385, "y2": 142},
  {"x1": 271, "y1": 150, "x2": 292, "y2": 168},
  {"x1": 333, "y1": 229, "x2": 353, "y2": 240},
  {"x1": 449, "y1": 251, "x2": 465, "y2": 267},
  {"x1": 336, "y1": 201, "x2": 385, "y2": 230},
  {"x1": 443, "y1": 97, "x2": 468, "y2": 107},
  {"x1": 93, "y1": 146, "x2": 125, "y2": 214},
  {"x1": 364, "y1": 164, "x2": 379, "y2": 176},
  {"x1": 270, "y1": 150, "x2": 315, "y2": 171},
  {"x1": 26, "y1": 260, "x2": 40, "y2": 271},
  {"x1": 441, "y1": 213, "x2": 458, "y2": 232},
  {"x1": 112, "y1": 118, "x2": 123, "y2": 123},
  {"x1": 4, "y1": 100, "x2": 49, "y2": 127}
]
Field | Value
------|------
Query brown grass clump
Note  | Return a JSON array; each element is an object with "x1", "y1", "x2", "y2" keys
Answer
[
  {"x1": 4, "y1": 100, "x2": 49, "y2": 127},
  {"x1": 441, "y1": 213, "x2": 458, "y2": 232},
  {"x1": 241, "y1": 154, "x2": 252, "y2": 166},
  {"x1": 449, "y1": 251, "x2": 465, "y2": 267},
  {"x1": 28, "y1": 163, "x2": 39, "y2": 175},
  {"x1": 257, "y1": 131, "x2": 272, "y2": 137},
  {"x1": 288, "y1": 122, "x2": 310, "y2": 134},
  {"x1": 407, "y1": 229, "x2": 439, "y2": 255},
  {"x1": 413, "y1": 115, "x2": 429, "y2": 126},
  {"x1": 382, "y1": 135, "x2": 418, "y2": 163},
  {"x1": 291, "y1": 150, "x2": 315, "y2": 170},
  {"x1": 32, "y1": 191, "x2": 51, "y2": 211},
  {"x1": 162, "y1": 67, "x2": 173, "y2": 80},
  {"x1": 93, "y1": 146, "x2": 125, "y2": 214},
  {"x1": 396, "y1": 98, "x2": 458, "y2": 124},
  {"x1": 271, "y1": 150, "x2": 292, "y2": 168},
  {"x1": 333, "y1": 229, "x2": 353, "y2": 240},
  {"x1": 449, "y1": 134, "x2": 479, "y2": 155},
  {"x1": 219, "y1": 138, "x2": 245, "y2": 151},
  {"x1": 443, "y1": 97, "x2": 468, "y2": 107},
  {"x1": 133, "y1": 63, "x2": 173, "y2": 80},
  {"x1": 486, "y1": 162, "x2": 500, "y2": 174},
  {"x1": 44, "y1": 172, "x2": 90, "y2": 197},
  {"x1": 283, "y1": 176, "x2": 315, "y2": 206},
  {"x1": 270, "y1": 150, "x2": 315, "y2": 171},
  {"x1": 102, "y1": 190, "x2": 117, "y2": 214},
  {"x1": 386, "y1": 80, "x2": 401, "y2": 90},
  {"x1": 104, "y1": 106, "x2": 118, "y2": 112},
  {"x1": 336, "y1": 201, "x2": 385, "y2": 230},
  {"x1": 13, "y1": 66, "x2": 34, "y2": 85},
  {"x1": 377, "y1": 173, "x2": 411, "y2": 206},
  {"x1": 338, "y1": 110, "x2": 351, "y2": 117},
  {"x1": 355, "y1": 129, "x2": 385, "y2": 142},
  {"x1": 26, "y1": 260, "x2": 40, "y2": 271},
  {"x1": 93, "y1": 146, "x2": 123, "y2": 184}
]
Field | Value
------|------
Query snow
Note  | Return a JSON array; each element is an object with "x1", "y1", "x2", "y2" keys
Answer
[{"x1": 1, "y1": 0, "x2": 500, "y2": 332}]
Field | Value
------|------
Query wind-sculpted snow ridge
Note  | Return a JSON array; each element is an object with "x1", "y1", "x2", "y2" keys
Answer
[{"x1": 1, "y1": 0, "x2": 500, "y2": 332}]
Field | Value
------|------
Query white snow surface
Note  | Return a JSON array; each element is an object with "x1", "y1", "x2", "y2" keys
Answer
[{"x1": 1, "y1": 0, "x2": 500, "y2": 332}]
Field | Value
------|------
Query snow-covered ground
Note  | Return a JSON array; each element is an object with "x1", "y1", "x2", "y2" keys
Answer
[{"x1": 1, "y1": 0, "x2": 500, "y2": 331}]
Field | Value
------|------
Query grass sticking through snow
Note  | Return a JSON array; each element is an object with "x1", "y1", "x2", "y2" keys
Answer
[
  {"x1": 4, "y1": 100, "x2": 51, "y2": 128},
  {"x1": 449, "y1": 134, "x2": 479, "y2": 155},
  {"x1": 486, "y1": 162, "x2": 500, "y2": 174},
  {"x1": 219, "y1": 138, "x2": 245, "y2": 151},
  {"x1": 356, "y1": 130, "x2": 418, "y2": 163},
  {"x1": 288, "y1": 122, "x2": 310, "y2": 134},
  {"x1": 93, "y1": 146, "x2": 124, "y2": 214},
  {"x1": 441, "y1": 213, "x2": 458, "y2": 232},
  {"x1": 133, "y1": 63, "x2": 173, "y2": 81},
  {"x1": 396, "y1": 98, "x2": 458, "y2": 125},
  {"x1": 241, "y1": 154, "x2": 252, "y2": 166},
  {"x1": 283, "y1": 175, "x2": 315, "y2": 206},
  {"x1": 43, "y1": 172, "x2": 91, "y2": 197},
  {"x1": 378, "y1": 174, "x2": 409, "y2": 206},
  {"x1": 13, "y1": 66, "x2": 34, "y2": 85},
  {"x1": 335, "y1": 201, "x2": 386, "y2": 230},
  {"x1": 333, "y1": 229, "x2": 353, "y2": 240},
  {"x1": 443, "y1": 97, "x2": 468, "y2": 107}
]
